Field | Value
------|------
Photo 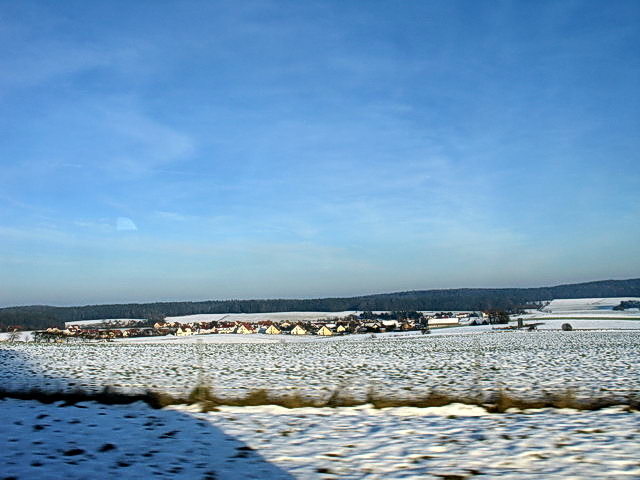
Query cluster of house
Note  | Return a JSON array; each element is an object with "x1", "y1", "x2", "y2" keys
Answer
[{"x1": 33, "y1": 312, "x2": 488, "y2": 341}]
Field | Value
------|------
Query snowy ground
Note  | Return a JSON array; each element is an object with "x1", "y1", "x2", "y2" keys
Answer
[
  {"x1": 0, "y1": 330, "x2": 34, "y2": 342},
  {"x1": 0, "y1": 398, "x2": 292, "y2": 480},
  {"x1": 540, "y1": 297, "x2": 640, "y2": 313},
  {"x1": 2, "y1": 302, "x2": 640, "y2": 479},
  {"x1": 2, "y1": 398, "x2": 639, "y2": 479},
  {"x1": 3, "y1": 318, "x2": 638, "y2": 345},
  {"x1": 531, "y1": 318, "x2": 640, "y2": 329},
  {"x1": 182, "y1": 404, "x2": 640, "y2": 479},
  {"x1": 518, "y1": 312, "x2": 640, "y2": 321},
  {"x1": 164, "y1": 311, "x2": 487, "y2": 324},
  {"x1": 165, "y1": 311, "x2": 362, "y2": 324},
  {"x1": 64, "y1": 318, "x2": 148, "y2": 327},
  {"x1": 507, "y1": 297, "x2": 640, "y2": 327},
  {"x1": 2, "y1": 330, "x2": 639, "y2": 402},
  {"x1": 159, "y1": 298, "x2": 640, "y2": 325}
]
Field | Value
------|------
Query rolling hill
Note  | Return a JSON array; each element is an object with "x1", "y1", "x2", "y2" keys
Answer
[{"x1": 1, "y1": 278, "x2": 639, "y2": 331}]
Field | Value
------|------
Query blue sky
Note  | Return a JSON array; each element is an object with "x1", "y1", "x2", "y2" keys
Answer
[{"x1": 1, "y1": 1, "x2": 639, "y2": 306}]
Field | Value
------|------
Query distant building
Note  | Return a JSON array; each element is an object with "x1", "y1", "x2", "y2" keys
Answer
[
  {"x1": 290, "y1": 324, "x2": 308, "y2": 335},
  {"x1": 428, "y1": 317, "x2": 459, "y2": 327},
  {"x1": 235, "y1": 323, "x2": 255, "y2": 335},
  {"x1": 316, "y1": 326, "x2": 333, "y2": 336},
  {"x1": 176, "y1": 326, "x2": 193, "y2": 336},
  {"x1": 259, "y1": 324, "x2": 281, "y2": 335}
]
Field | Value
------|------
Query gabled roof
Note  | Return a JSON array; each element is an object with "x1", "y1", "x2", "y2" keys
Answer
[{"x1": 290, "y1": 324, "x2": 308, "y2": 334}]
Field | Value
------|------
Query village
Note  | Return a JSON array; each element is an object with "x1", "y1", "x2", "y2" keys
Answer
[{"x1": 33, "y1": 311, "x2": 494, "y2": 342}]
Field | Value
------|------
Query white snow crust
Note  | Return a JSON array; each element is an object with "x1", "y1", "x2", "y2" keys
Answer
[
  {"x1": 0, "y1": 398, "x2": 291, "y2": 479},
  {"x1": 3, "y1": 330, "x2": 639, "y2": 401},
  {"x1": 3, "y1": 299, "x2": 640, "y2": 479},
  {"x1": 181, "y1": 404, "x2": 640, "y2": 479}
]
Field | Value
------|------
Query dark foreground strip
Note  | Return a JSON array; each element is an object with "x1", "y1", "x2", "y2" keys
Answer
[
  {"x1": 1, "y1": 386, "x2": 638, "y2": 413},
  {"x1": 0, "y1": 387, "x2": 168, "y2": 409}
]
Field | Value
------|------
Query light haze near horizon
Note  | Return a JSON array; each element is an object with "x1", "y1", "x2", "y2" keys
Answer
[{"x1": 1, "y1": 1, "x2": 639, "y2": 306}]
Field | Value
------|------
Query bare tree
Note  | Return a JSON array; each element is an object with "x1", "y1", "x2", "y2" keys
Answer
[{"x1": 7, "y1": 329, "x2": 21, "y2": 342}]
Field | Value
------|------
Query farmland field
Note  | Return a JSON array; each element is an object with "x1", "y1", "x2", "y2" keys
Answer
[
  {"x1": 2, "y1": 328, "x2": 640, "y2": 479},
  {"x1": 2, "y1": 330, "x2": 639, "y2": 401}
]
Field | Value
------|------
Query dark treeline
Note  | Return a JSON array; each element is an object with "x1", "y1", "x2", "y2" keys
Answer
[
  {"x1": 613, "y1": 300, "x2": 640, "y2": 310},
  {"x1": 1, "y1": 278, "x2": 639, "y2": 331}
]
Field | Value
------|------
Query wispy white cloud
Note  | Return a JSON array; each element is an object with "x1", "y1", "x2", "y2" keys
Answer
[
  {"x1": 0, "y1": 42, "x2": 110, "y2": 91},
  {"x1": 73, "y1": 220, "x2": 113, "y2": 232},
  {"x1": 6, "y1": 95, "x2": 197, "y2": 182},
  {"x1": 1, "y1": 1, "x2": 637, "y2": 304},
  {"x1": 0, "y1": 3, "x2": 151, "y2": 94},
  {"x1": 96, "y1": 98, "x2": 195, "y2": 176},
  {"x1": 153, "y1": 211, "x2": 188, "y2": 221},
  {"x1": 0, "y1": 225, "x2": 74, "y2": 244},
  {"x1": 116, "y1": 217, "x2": 137, "y2": 231}
]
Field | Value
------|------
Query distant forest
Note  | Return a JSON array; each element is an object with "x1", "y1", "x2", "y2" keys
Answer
[{"x1": 1, "y1": 278, "x2": 639, "y2": 332}]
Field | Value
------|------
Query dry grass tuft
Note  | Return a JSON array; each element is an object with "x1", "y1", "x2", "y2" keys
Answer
[{"x1": 1, "y1": 385, "x2": 638, "y2": 413}]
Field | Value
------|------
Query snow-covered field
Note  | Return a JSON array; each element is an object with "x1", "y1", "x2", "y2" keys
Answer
[
  {"x1": 165, "y1": 311, "x2": 362, "y2": 324},
  {"x1": 520, "y1": 312, "x2": 640, "y2": 322},
  {"x1": 65, "y1": 318, "x2": 147, "y2": 327},
  {"x1": 3, "y1": 397, "x2": 638, "y2": 480},
  {"x1": 533, "y1": 318, "x2": 640, "y2": 329},
  {"x1": 0, "y1": 398, "x2": 292, "y2": 480},
  {"x1": 189, "y1": 404, "x2": 640, "y2": 479},
  {"x1": 541, "y1": 297, "x2": 640, "y2": 313},
  {"x1": 2, "y1": 330, "x2": 639, "y2": 401},
  {"x1": 2, "y1": 302, "x2": 640, "y2": 479}
]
